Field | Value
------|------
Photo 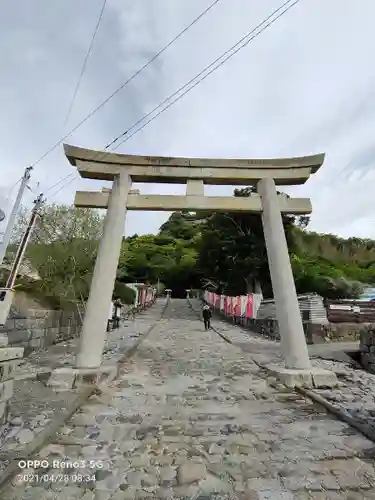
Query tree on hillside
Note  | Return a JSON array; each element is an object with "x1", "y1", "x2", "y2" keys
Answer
[
  {"x1": 159, "y1": 211, "x2": 205, "y2": 240},
  {"x1": 15, "y1": 204, "x2": 104, "y2": 244},
  {"x1": 116, "y1": 212, "x2": 202, "y2": 297},
  {"x1": 10, "y1": 200, "x2": 373, "y2": 306},
  {"x1": 196, "y1": 187, "x2": 370, "y2": 299},
  {"x1": 196, "y1": 187, "x2": 296, "y2": 297},
  {"x1": 9, "y1": 204, "x2": 105, "y2": 307}
]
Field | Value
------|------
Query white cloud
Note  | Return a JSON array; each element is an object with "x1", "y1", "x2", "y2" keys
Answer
[{"x1": 1, "y1": 0, "x2": 375, "y2": 238}]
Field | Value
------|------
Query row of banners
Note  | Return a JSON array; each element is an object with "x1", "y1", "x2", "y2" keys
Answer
[
  {"x1": 138, "y1": 287, "x2": 157, "y2": 306},
  {"x1": 204, "y1": 291, "x2": 256, "y2": 318}
]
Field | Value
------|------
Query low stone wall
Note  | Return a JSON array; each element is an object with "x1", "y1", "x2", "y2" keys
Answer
[
  {"x1": 0, "y1": 340, "x2": 24, "y2": 425},
  {"x1": 215, "y1": 310, "x2": 366, "y2": 344},
  {"x1": 360, "y1": 326, "x2": 375, "y2": 373},
  {"x1": 310, "y1": 322, "x2": 366, "y2": 343},
  {"x1": 228, "y1": 315, "x2": 313, "y2": 343},
  {"x1": 0, "y1": 308, "x2": 82, "y2": 355}
]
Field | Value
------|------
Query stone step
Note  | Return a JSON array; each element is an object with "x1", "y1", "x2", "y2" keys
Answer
[{"x1": 0, "y1": 347, "x2": 24, "y2": 362}]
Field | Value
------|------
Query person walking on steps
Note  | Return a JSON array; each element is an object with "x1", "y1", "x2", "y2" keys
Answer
[
  {"x1": 202, "y1": 302, "x2": 212, "y2": 331},
  {"x1": 113, "y1": 297, "x2": 122, "y2": 329},
  {"x1": 107, "y1": 300, "x2": 114, "y2": 332}
]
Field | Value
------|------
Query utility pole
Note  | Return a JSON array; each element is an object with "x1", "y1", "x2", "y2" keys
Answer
[
  {"x1": 0, "y1": 194, "x2": 44, "y2": 325},
  {"x1": 0, "y1": 166, "x2": 33, "y2": 267},
  {"x1": 6, "y1": 194, "x2": 44, "y2": 289}
]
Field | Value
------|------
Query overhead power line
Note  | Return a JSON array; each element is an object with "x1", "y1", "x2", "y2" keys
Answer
[
  {"x1": 63, "y1": 0, "x2": 108, "y2": 129},
  {"x1": 47, "y1": 174, "x2": 79, "y2": 200},
  {"x1": 44, "y1": 173, "x2": 76, "y2": 196},
  {"x1": 74, "y1": 0, "x2": 300, "y2": 171},
  {"x1": 6, "y1": 177, "x2": 22, "y2": 198},
  {"x1": 27, "y1": 0, "x2": 222, "y2": 171},
  {"x1": 40, "y1": 0, "x2": 300, "y2": 203},
  {"x1": 108, "y1": 0, "x2": 301, "y2": 153}
]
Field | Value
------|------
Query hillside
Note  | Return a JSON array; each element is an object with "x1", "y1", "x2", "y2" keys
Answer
[
  {"x1": 291, "y1": 228, "x2": 375, "y2": 299},
  {"x1": 4, "y1": 201, "x2": 375, "y2": 302},
  {"x1": 116, "y1": 208, "x2": 375, "y2": 299}
]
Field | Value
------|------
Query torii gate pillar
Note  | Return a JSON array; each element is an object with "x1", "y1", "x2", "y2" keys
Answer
[
  {"x1": 77, "y1": 171, "x2": 131, "y2": 369},
  {"x1": 258, "y1": 178, "x2": 310, "y2": 370},
  {"x1": 258, "y1": 178, "x2": 337, "y2": 387}
]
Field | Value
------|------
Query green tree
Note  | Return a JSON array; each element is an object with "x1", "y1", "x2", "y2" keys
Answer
[
  {"x1": 116, "y1": 212, "x2": 202, "y2": 297},
  {"x1": 196, "y1": 187, "x2": 295, "y2": 297},
  {"x1": 8, "y1": 198, "x2": 375, "y2": 307},
  {"x1": 10, "y1": 204, "x2": 105, "y2": 307},
  {"x1": 195, "y1": 187, "x2": 372, "y2": 299}
]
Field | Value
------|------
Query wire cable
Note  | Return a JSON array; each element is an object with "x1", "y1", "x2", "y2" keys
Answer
[
  {"x1": 6, "y1": 177, "x2": 22, "y2": 199},
  {"x1": 109, "y1": 0, "x2": 300, "y2": 153},
  {"x1": 63, "y1": 0, "x2": 108, "y2": 129},
  {"x1": 47, "y1": 174, "x2": 79, "y2": 200},
  {"x1": 44, "y1": 173, "x2": 76, "y2": 196},
  {"x1": 35, "y1": 0, "x2": 299, "y2": 205},
  {"x1": 27, "y1": 0, "x2": 222, "y2": 171}
]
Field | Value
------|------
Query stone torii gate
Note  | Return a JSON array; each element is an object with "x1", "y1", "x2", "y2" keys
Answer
[{"x1": 55, "y1": 144, "x2": 336, "y2": 388}]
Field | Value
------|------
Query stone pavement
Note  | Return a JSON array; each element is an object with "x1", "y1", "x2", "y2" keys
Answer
[
  {"x1": 3, "y1": 300, "x2": 375, "y2": 499},
  {"x1": 208, "y1": 305, "x2": 375, "y2": 445},
  {"x1": 0, "y1": 301, "x2": 166, "y2": 472}
]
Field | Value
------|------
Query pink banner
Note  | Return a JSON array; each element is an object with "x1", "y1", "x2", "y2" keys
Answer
[
  {"x1": 225, "y1": 296, "x2": 230, "y2": 314},
  {"x1": 206, "y1": 292, "x2": 255, "y2": 318},
  {"x1": 230, "y1": 297, "x2": 235, "y2": 315},
  {"x1": 245, "y1": 295, "x2": 253, "y2": 318},
  {"x1": 235, "y1": 296, "x2": 241, "y2": 316},
  {"x1": 215, "y1": 294, "x2": 220, "y2": 308}
]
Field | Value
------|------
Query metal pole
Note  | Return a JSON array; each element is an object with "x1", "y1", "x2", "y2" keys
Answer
[
  {"x1": 6, "y1": 194, "x2": 44, "y2": 290},
  {"x1": 0, "y1": 166, "x2": 33, "y2": 266}
]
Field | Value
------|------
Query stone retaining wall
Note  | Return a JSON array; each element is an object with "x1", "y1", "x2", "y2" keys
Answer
[
  {"x1": 360, "y1": 326, "x2": 375, "y2": 373},
  {"x1": 0, "y1": 340, "x2": 24, "y2": 425},
  {"x1": 215, "y1": 310, "x2": 367, "y2": 344},
  {"x1": 0, "y1": 308, "x2": 82, "y2": 355}
]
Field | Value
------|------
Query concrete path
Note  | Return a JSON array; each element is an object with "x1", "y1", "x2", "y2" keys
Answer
[{"x1": 4, "y1": 300, "x2": 375, "y2": 499}]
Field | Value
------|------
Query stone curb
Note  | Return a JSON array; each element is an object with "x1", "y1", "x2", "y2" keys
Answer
[
  {"x1": 186, "y1": 298, "x2": 375, "y2": 446},
  {"x1": 296, "y1": 386, "x2": 375, "y2": 446},
  {"x1": 0, "y1": 298, "x2": 170, "y2": 493},
  {"x1": 13, "y1": 368, "x2": 53, "y2": 383}
]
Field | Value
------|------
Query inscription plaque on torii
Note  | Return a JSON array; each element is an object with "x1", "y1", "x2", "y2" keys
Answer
[{"x1": 57, "y1": 144, "x2": 337, "y2": 389}]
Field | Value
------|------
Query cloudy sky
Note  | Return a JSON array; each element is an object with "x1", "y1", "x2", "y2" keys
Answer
[{"x1": 0, "y1": 0, "x2": 374, "y2": 239}]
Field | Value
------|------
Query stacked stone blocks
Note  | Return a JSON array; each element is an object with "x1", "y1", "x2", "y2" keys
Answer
[
  {"x1": 360, "y1": 325, "x2": 375, "y2": 373},
  {"x1": 0, "y1": 336, "x2": 23, "y2": 425},
  {"x1": 0, "y1": 308, "x2": 82, "y2": 354}
]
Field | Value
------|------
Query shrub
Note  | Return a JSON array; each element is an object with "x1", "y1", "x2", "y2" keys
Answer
[{"x1": 113, "y1": 281, "x2": 136, "y2": 304}]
